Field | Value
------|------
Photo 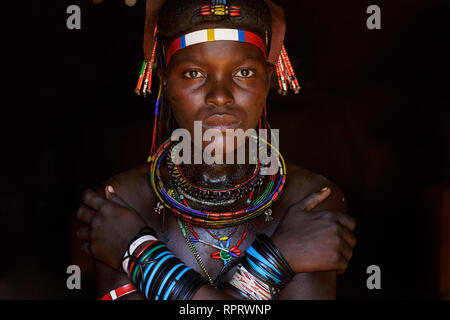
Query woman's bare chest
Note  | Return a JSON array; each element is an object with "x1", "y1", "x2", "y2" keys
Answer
[{"x1": 145, "y1": 206, "x2": 283, "y2": 283}]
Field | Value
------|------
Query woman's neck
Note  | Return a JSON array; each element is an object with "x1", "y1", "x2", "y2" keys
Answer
[
  {"x1": 179, "y1": 139, "x2": 256, "y2": 189},
  {"x1": 180, "y1": 162, "x2": 255, "y2": 190}
]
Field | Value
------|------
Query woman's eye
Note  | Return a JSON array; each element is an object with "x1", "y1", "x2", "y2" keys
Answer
[
  {"x1": 184, "y1": 70, "x2": 204, "y2": 79},
  {"x1": 234, "y1": 68, "x2": 255, "y2": 78}
]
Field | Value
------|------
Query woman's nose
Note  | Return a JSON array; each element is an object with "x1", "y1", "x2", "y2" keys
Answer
[{"x1": 205, "y1": 78, "x2": 234, "y2": 107}]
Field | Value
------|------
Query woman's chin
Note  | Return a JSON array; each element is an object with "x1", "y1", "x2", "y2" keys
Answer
[{"x1": 202, "y1": 137, "x2": 251, "y2": 164}]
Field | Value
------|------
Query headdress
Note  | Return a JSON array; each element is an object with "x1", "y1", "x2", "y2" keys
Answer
[{"x1": 135, "y1": 0, "x2": 300, "y2": 98}]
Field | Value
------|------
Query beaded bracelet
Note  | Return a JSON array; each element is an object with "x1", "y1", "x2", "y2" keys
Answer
[
  {"x1": 122, "y1": 235, "x2": 158, "y2": 274},
  {"x1": 234, "y1": 233, "x2": 295, "y2": 300},
  {"x1": 122, "y1": 227, "x2": 158, "y2": 272},
  {"x1": 228, "y1": 264, "x2": 271, "y2": 300},
  {"x1": 99, "y1": 283, "x2": 137, "y2": 300},
  {"x1": 123, "y1": 232, "x2": 207, "y2": 300}
]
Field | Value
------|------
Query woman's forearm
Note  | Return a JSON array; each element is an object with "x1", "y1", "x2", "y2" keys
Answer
[
  {"x1": 192, "y1": 284, "x2": 238, "y2": 300},
  {"x1": 97, "y1": 264, "x2": 335, "y2": 300},
  {"x1": 278, "y1": 271, "x2": 336, "y2": 300}
]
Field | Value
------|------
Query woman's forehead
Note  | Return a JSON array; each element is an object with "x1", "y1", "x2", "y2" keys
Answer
[{"x1": 164, "y1": 25, "x2": 268, "y2": 66}]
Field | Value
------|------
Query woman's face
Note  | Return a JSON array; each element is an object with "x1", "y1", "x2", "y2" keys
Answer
[{"x1": 160, "y1": 40, "x2": 273, "y2": 156}]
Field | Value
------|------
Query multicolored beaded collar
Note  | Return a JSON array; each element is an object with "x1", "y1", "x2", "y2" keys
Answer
[
  {"x1": 165, "y1": 28, "x2": 267, "y2": 65},
  {"x1": 148, "y1": 136, "x2": 287, "y2": 229}
]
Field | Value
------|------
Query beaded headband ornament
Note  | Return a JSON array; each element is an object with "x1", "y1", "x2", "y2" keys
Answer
[
  {"x1": 165, "y1": 28, "x2": 267, "y2": 65},
  {"x1": 136, "y1": 0, "x2": 300, "y2": 97},
  {"x1": 200, "y1": 0, "x2": 241, "y2": 16}
]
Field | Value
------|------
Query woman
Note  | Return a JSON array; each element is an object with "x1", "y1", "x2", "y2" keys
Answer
[{"x1": 75, "y1": 0, "x2": 356, "y2": 300}]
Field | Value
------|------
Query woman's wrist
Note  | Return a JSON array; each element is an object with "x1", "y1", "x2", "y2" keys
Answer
[
  {"x1": 270, "y1": 233, "x2": 304, "y2": 274},
  {"x1": 122, "y1": 230, "x2": 207, "y2": 300},
  {"x1": 121, "y1": 226, "x2": 158, "y2": 273},
  {"x1": 191, "y1": 283, "x2": 238, "y2": 300},
  {"x1": 223, "y1": 233, "x2": 296, "y2": 300},
  {"x1": 122, "y1": 236, "x2": 157, "y2": 274}
]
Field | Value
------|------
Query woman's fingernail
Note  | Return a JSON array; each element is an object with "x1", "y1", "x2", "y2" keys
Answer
[
  {"x1": 107, "y1": 185, "x2": 115, "y2": 193},
  {"x1": 320, "y1": 187, "x2": 329, "y2": 192}
]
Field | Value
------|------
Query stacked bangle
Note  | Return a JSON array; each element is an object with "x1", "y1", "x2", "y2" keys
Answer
[
  {"x1": 122, "y1": 227, "x2": 158, "y2": 274},
  {"x1": 99, "y1": 283, "x2": 137, "y2": 300},
  {"x1": 120, "y1": 229, "x2": 206, "y2": 300},
  {"x1": 236, "y1": 233, "x2": 295, "y2": 300},
  {"x1": 103, "y1": 231, "x2": 294, "y2": 301},
  {"x1": 228, "y1": 264, "x2": 272, "y2": 300}
]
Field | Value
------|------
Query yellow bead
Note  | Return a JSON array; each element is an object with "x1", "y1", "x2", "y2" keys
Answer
[{"x1": 219, "y1": 236, "x2": 229, "y2": 241}]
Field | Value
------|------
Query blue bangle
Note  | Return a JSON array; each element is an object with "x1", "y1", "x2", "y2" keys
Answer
[
  {"x1": 246, "y1": 246, "x2": 282, "y2": 276},
  {"x1": 240, "y1": 233, "x2": 295, "y2": 299},
  {"x1": 247, "y1": 257, "x2": 282, "y2": 284},
  {"x1": 155, "y1": 263, "x2": 184, "y2": 300},
  {"x1": 144, "y1": 254, "x2": 175, "y2": 299},
  {"x1": 163, "y1": 266, "x2": 192, "y2": 300},
  {"x1": 125, "y1": 231, "x2": 205, "y2": 300},
  {"x1": 140, "y1": 251, "x2": 171, "y2": 292}
]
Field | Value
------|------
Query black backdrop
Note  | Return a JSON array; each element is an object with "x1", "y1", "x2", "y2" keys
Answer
[{"x1": 1, "y1": 0, "x2": 448, "y2": 299}]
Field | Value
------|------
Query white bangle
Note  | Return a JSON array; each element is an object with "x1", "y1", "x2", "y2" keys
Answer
[
  {"x1": 229, "y1": 264, "x2": 271, "y2": 300},
  {"x1": 122, "y1": 235, "x2": 158, "y2": 274}
]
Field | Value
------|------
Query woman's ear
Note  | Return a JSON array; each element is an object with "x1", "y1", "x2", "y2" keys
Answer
[
  {"x1": 157, "y1": 67, "x2": 167, "y2": 87},
  {"x1": 267, "y1": 63, "x2": 275, "y2": 87}
]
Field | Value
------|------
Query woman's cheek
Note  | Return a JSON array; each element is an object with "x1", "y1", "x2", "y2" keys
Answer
[{"x1": 238, "y1": 94, "x2": 266, "y2": 128}]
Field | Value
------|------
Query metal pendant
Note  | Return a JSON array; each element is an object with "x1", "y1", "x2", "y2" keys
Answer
[
  {"x1": 264, "y1": 208, "x2": 273, "y2": 222},
  {"x1": 154, "y1": 201, "x2": 165, "y2": 215}
]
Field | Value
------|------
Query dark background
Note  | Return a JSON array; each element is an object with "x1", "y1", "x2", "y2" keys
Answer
[{"x1": 1, "y1": 0, "x2": 448, "y2": 299}]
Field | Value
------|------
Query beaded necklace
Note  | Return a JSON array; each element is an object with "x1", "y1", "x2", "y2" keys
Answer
[
  {"x1": 149, "y1": 134, "x2": 286, "y2": 285},
  {"x1": 170, "y1": 175, "x2": 249, "y2": 274},
  {"x1": 177, "y1": 218, "x2": 216, "y2": 286},
  {"x1": 176, "y1": 217, "x2": 248, "y2": 287},
  {"x1": 167, "y1": 142, "x2": 263, "y2": 202},
  {"x1": 148, "y1": 136, "x2": 286, "y2": 229}
]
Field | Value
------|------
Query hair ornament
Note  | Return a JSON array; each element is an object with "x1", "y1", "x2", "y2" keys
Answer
[{"x1": 200, "y1": 0, "x2": 241, "y2": 17}]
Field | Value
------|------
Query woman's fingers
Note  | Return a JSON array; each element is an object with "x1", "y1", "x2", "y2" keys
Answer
[
  {"x1": 105, "y1": 185, "x2": 133, "y2": 210},
  {"x1": 76, "y1": 205, "x2": 95, "y2": 225},
  {"x1": 338, "y1": 223, "x2": 357, "y2": 248},
  {"x1": 336, "y1": 254, "x2": 349, "y2": 275},
  {"x1": 336, "y1": 212, "x2": 357, "y2": 232},
  {"x1": 81, "y1": 242, "x2": 92, "y2": 256},
  {"x1": 82, "y1": 189, "x2": 107, "y2": 210},
  {"x1": 339, "y1": 237, "x2": 354, "y2": 262},
  {"x1": 76, "y1": 226, "x2": 90, "y2": 241},
  {"x1": 290, "y1": 187, "x2": 332, "y2": 212}
]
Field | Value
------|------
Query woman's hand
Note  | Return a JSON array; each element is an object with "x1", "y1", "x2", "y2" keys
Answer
[
  {"x1": 271, "y1": 188, "x2": 357, "y2": 275},
  {"x1": 75, "y1": 186, "x2": 148, "y2": 271}
]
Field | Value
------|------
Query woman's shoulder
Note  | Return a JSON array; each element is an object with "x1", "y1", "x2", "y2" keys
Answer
[
  {"x1": 98, "y1": 161, "x2": 347, "y2": 215},
  {"x1": 100, "y1": 163, "x2": 156, "y2": 220},
  {"x1": 283, "y1": 161, "x2": 347, "y2": 214}
]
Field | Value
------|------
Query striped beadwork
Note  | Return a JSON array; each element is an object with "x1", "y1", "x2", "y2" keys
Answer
[
  {"x1": 200, "y1": 1, "x2": 240, "y2": 17},
  {"x1": 148, "y1": 137, "x2": 287, "y2": 229},
  {"x1": 166, "y1": 28, "x2": 267, "y2": 65}
]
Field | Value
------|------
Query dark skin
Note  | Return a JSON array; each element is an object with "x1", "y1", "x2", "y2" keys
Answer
[{"x1": 75, "y1": 39, "x2": 357, "y2": 300}]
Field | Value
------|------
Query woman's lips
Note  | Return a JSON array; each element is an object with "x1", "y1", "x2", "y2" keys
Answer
[{"x1": 202, "y1": 114, "x2": 242, "y2": 130}]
